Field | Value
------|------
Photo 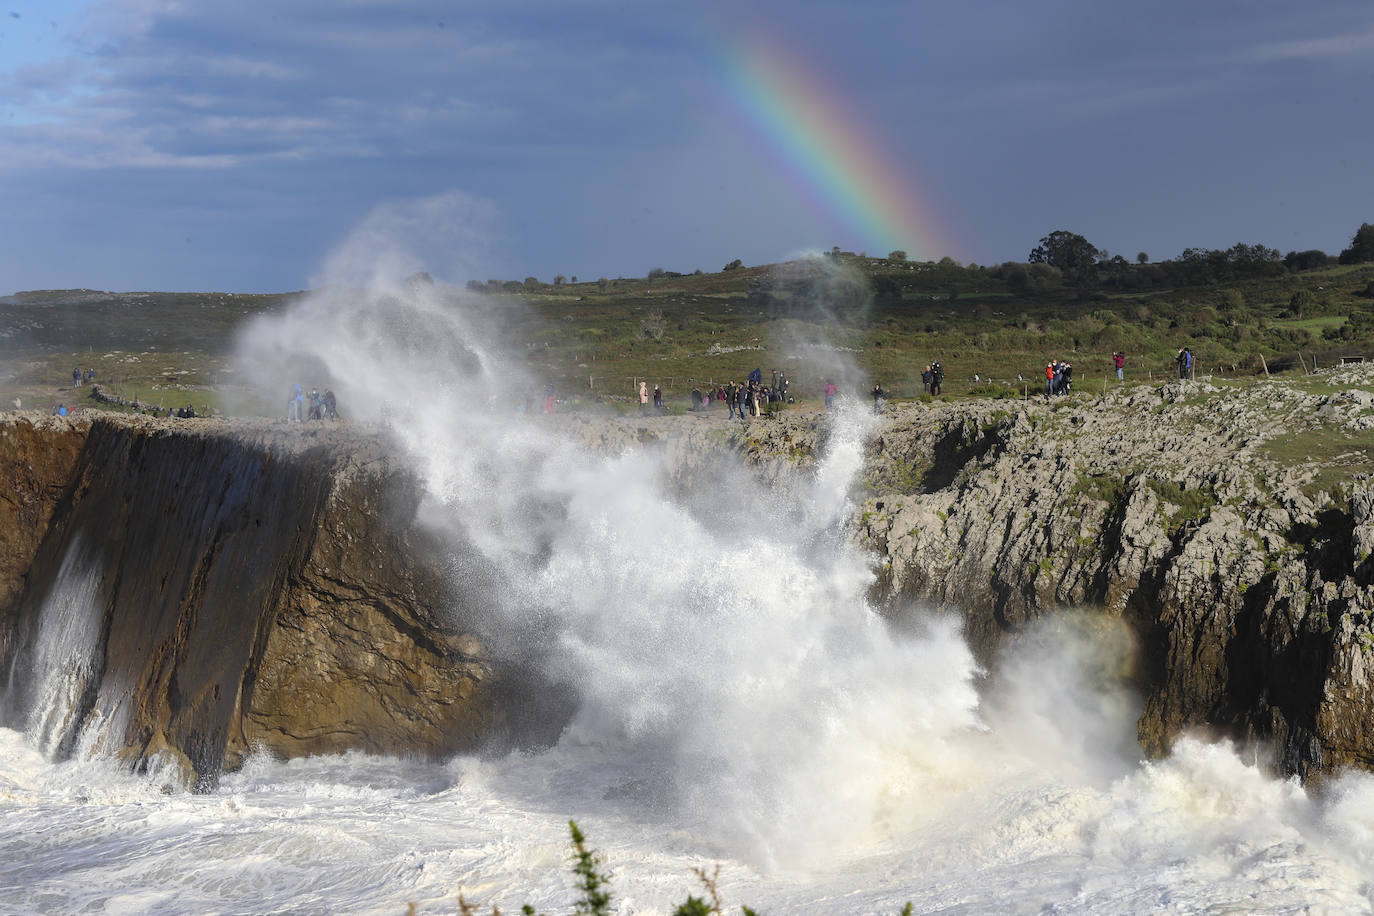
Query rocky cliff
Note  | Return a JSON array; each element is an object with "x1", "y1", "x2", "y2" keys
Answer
[
  {"x1": 849, "y1": 369, "x2": 1374, "y2": 781},
  {"x1": 2, "y1": 366, "x2": 1372, "y2": 784},
  {"x1": 0, "y1": 414, "x2": 494, "y2": 785}
]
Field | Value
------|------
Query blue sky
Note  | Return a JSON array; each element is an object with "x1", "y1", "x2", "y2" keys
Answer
[{"x1": 1, "y1": 0, "x2": 1372, "y2": 293}]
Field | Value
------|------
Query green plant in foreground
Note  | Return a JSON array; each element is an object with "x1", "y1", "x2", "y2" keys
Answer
[
  {"x1": 421, "y1": 821, "x2": 913, "y2": 915},
  {"x1": 569, "y1": 821, "x2": 612, "y2": 916}
]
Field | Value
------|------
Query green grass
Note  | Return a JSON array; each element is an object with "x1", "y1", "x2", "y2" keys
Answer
[
  {"x1": 1273, "y1": 315, "x2": 1347, "y2": 333},
  {"x1": 1072, "y1": 472, "x2": 1128, "y2": 508},
  {"x1": 4, "y1": 257, "x2": 1374, "y2": 414},
  {"x1": 1145, "y1": 479, "x2": 1218, "y2": 530},
  {"x1": 1261, "y1": 427, "x2": 1374, "y2": 498}
]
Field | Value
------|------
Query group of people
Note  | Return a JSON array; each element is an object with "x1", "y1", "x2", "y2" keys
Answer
[
  {"x1": 1175, "y1": 347, "x2": 1195, "y2": 379},
  {"x1": 71, "y1": 367, "x2": 94, "y2": 387},
  {"x1": 1045, "y1": 360, "x2": 1075, "y2": 396},
  {"x1": 641, "y1": 368, "x2": 793, "y2": 418},
  {"x1": 921, "y1": 362, "x2": 945, "y2": 396},
  {"x1": 287, "y1": 384, "x2": 338, "y2": 422}
]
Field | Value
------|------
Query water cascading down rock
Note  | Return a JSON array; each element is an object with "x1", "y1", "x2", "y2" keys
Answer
[{"x1": 0, "y1": 413, "x2": 495, "y2": 784}]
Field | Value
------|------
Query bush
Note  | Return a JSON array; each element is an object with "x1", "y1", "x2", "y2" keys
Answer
[
  {"x1": 968, "y1": 382, "x2": 1020, "y2": 399},
  {"x1": 1289, "y1": 289, "x2": 1318, "y2": 317}
]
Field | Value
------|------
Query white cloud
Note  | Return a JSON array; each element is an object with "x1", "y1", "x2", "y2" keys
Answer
[
  {"x1": 200, "y1": 55, "x2": 298, "y2": 80},
  {"x1": 1241, "y1": 24, "x2": 1374, "y2": 63}
]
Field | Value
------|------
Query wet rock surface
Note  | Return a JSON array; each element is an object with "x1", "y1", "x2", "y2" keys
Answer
[{"x1": 0, "y1": 414, "x2": 494, "y2": 783}]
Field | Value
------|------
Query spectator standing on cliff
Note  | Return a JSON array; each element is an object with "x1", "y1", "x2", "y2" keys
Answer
[
  {"x1": 871, "y1": 381, "x2": 884, "y2": 414},
  {"x1": 921, "y1": 365, "x2": 933, "y2": 394},
  {"x1": 1176, "y1": 349, "x2": 1188, "y2": 380},
  {"x1": 825, "y1": 379, "x2": 838, "y2": 410},
  {"x1": 1062, "y1": 362, "x2": 1074, "y2": 393},
  {"x1": 323, "y1": 388, "x2": 337, "y2": 420},
  {"x1": 1184, "y1": 347, "x2": 1194, "y2": 380},
  {"x1": 653, "y1": 385, "x2": 663, "y2": 412},
  {"x1": 72, "y1": 367, "x2": 81, "y2": 387},
  {"x1": 930, "y1": 362, "x2": 944, "y2": 396},
  {"x1": 1113, "y1": 352, "x2": 1125, "y2": 381},
  {"x1": 639, "y1": 381, "x2": 648, "y2": 411},
  {"x1": 691, "y1": 386, "x2": 702, "y2": 411}
]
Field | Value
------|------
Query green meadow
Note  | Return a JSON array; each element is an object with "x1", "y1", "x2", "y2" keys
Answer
[{"x1": 4, "y1": 241, "x2": 1374, "y2": 416}]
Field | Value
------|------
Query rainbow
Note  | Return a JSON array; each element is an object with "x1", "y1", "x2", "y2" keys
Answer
[{"x1": 712, "y1": 32, "x2": 961, "y2": 262}]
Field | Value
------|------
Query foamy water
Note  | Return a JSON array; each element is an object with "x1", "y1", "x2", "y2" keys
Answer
[
  {"x1": 4, "y1": 241, "x2": 1374, "y2": 913},
  {"x1": 3, "y1": 710, "x2": 1373, "y2": 913}
]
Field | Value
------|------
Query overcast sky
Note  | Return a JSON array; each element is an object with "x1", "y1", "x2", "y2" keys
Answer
[{"x1": 2, "y1": 0, "x2": 1372, "y2": 293}]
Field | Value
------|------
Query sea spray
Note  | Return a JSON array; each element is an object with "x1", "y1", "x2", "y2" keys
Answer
[
  {"x1": 237, "y1": 267, "x2": 992, "y2": 868},
  {"x1": 8, "y1": 534, "x2": 106, "y2": 760}
]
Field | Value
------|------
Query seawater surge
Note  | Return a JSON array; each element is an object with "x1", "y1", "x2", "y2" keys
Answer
[{"x1": 2, "y1": 271, "x2": 1374, "y2": 910}]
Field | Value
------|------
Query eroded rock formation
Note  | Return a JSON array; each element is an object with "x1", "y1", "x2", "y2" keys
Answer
[
  {"x1": 853, "y1": 371, "x2": 1374, "y2": 780},
  {"x1": 0, "y1": 414, "x2": 494, "y2": 785}
]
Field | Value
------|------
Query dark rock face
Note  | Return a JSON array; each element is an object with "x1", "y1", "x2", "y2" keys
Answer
[{"x1": 0, "y1": 415, "x2": 494, "y2": 784}]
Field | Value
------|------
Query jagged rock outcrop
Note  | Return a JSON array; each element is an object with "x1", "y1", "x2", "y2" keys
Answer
[
  {"x1": 852, "y1": 369, "x2": 1374, "y2": 780},
  {"x1": 0, "y1": 414, "x2": 494, "y2": 785}
]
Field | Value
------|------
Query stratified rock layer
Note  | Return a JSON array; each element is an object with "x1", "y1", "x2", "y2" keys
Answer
[{"x1": 0, "y1": 414, "x2": 493, "y2": 783}]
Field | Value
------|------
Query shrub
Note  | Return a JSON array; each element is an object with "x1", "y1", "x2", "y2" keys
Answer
[{"x1": 1289, "y1": 289, "x2": 1318, "y2": 318}]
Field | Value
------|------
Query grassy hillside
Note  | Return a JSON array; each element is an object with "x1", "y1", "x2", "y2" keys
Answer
[{"x1": 3, "y1": 254, "x2": 1373, "y2": 416}]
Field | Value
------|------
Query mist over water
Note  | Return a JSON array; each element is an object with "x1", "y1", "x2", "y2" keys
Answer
[
  {"x1": 4, "y1": 219, "x2": 1374, "y2": 912},
  {"x1": 234, "y1": 244, "x2": 990, "y2": 870}
]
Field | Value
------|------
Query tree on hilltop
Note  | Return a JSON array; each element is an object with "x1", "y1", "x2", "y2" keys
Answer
[
  {"x1": 1339, "y1": 223, "x2": 1374, "y2": 264},
  {"x1": 1284, "y1": 249, "x2": 1331, "y2": 271},
  {"x1": 1029, "y1": 230, "x2": 1099, "y2": 283}
]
